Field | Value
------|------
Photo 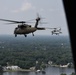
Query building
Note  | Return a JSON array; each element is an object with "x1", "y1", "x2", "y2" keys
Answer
[{"x1": 3, "y1": 65, "x2": 21, "y2": 71}]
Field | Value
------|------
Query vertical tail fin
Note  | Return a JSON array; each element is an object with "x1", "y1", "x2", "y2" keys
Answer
[{"x1": 35, "y1": 17, "x2": 40, "y2": 28}]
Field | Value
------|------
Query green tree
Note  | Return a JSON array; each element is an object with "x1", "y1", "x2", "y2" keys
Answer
[
  {"x1": 60, "y1": 73, "x2": 67, "y2": 75},
  {"x1": 71, "y1": 72, "x2": 76, "y2": 75}
]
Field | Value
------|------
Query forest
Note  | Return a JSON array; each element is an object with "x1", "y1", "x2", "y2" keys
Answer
[{"x1": 0, "y1": 35, "x2": 73, "y2": 69}]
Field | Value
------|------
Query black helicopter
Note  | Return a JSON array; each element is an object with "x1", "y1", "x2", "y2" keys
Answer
[{"x1": 0, "y1": 14, "x2": 62, "y2": 37}]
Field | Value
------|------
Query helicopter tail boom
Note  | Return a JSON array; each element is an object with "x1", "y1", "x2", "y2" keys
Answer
[{"x1": 37, "y1": 27, "x2": 45, "y2": 30}]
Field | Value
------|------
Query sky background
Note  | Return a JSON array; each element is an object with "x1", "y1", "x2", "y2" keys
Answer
[{"x1": 0, "y1": 0, "x2": 70, "y2": 36}]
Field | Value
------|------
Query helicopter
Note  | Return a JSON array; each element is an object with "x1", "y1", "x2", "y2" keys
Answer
[
  {"x1": 0, "y1": 14, "x2": 62, "y2": 37},
  {"x1": 51, "y1": 27, "x2": 62, "y2": 35}
]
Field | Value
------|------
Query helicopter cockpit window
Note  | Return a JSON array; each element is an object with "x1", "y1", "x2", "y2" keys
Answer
[{"x1": 29, "y1": 25, "x2": 31, "y2": 27}]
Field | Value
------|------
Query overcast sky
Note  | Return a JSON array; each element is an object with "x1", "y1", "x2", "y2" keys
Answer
[{"x1": 0, "y1": 0, "x2": 70, "y2": 36}]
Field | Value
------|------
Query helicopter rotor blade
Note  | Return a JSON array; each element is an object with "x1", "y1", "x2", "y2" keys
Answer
[
  {"x1": 0, "y1": 19, "x2": 26, "y2": 24},
  {"x1": 26, "y1": 19, "x2": 36, "y2": 22},
  {"x1": 5, "y1": 22, "x2": 25, "y2": 24},
  {"x1": 0, "y1": 19, "x2": 20, "y2": 23},
  {"x1": 37, "y1": 13, "x2": 39, "y2": 18},
  {"x1": 37, "y1": 13, "x2": 45, "y2": 19},
  {"x1": 36, "y1": 13, "x2": 46, "y2": 26},
  {"x1": 0, "y1": 13, "x2": 46, "y2": 25}
]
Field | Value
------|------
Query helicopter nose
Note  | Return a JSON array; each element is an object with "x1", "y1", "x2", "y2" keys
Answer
[
  {"x1": 14, "y1": 27, "x2": 18, "y2": 34},
  {"x1": 14, "y1": 29, "x2": 16, "y2": 34}
]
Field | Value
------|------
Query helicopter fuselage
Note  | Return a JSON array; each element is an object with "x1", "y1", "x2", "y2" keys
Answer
[{"x1": 14, "y1": 26, "x2": 37, "y2": 35}]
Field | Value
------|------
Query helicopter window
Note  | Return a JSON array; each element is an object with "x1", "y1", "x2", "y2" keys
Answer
[
  {"x1": 18, "y1": 25, "x2": 26, "y2": 29},
  {"x1": 18, "y1": 25, "x2": 20, "y2": 28},
  {"x1": 29, "y1": 25, "x2": 31, "y2": 27},
  {"x1": 15, "y1": 28, "x2": 18, "y2": 29}
]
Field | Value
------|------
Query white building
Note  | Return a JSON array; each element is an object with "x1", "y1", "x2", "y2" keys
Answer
[
  {"x1": 5, "y1": 65, "x2": 21, "y2": 70},
  {"x1": 48, "y1": 61, "x2": 53, "y2": 65},
  {"x1": 60, "y1": 63, "x2": 70, "y2": 68}
]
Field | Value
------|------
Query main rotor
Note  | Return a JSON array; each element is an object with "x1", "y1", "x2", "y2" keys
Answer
[{"x1": 0, "y1": 13, "x2": 43, "y2": 25}]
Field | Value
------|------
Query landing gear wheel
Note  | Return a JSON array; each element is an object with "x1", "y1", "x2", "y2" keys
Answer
[
  {"x1": 24, "y1": 34, "x2": 27, "y2": 37},
  {"x1": 32, "y1": 33, "x2": 34, "y2": 36},
  {"x1": 15, "y1": 34, "x2": 17, "y2": 37},
  {"x1": 51, "y1": 31, "x2": 53, "y2": 35}
]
